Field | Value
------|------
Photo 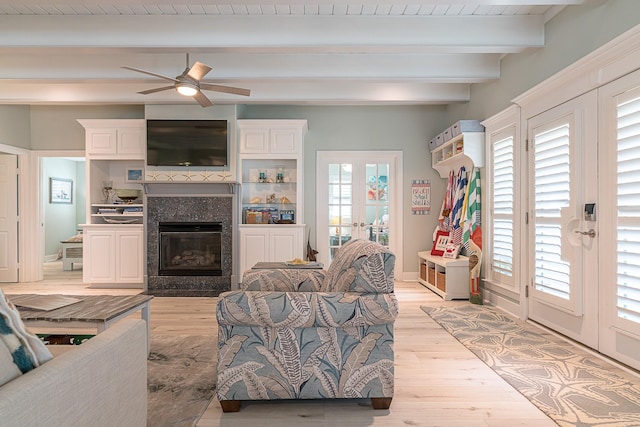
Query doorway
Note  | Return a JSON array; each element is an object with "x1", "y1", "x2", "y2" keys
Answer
[{"x1": 316, "y1": 151, "x2": 402, "y2": 268}]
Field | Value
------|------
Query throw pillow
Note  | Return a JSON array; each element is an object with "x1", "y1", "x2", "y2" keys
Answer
[
  {"x1": 443, "y1": 243, "x2": 461, "y2": 259},
  {"x1": 0, "y1": 290, "x2": 52, "y2": 386}
]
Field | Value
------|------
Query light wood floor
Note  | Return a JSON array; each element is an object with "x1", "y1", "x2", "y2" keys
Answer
[{"x1": 1, "y1": 262, "x2": 557, "y2": 426}]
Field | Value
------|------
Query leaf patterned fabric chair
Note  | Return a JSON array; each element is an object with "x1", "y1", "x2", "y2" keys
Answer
[{"x1": 216, "y1": 238, "x2": 398, "y2": 412}]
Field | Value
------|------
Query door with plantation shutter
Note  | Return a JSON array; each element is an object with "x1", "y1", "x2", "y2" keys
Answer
[
  {"x1": 527, "y1": 91, "x2": 599, "y2": 348},
  {"x1": 598, "y1": 68, "x2": 640, "y2": 370}
]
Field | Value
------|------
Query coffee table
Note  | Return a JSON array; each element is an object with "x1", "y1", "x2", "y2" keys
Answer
[{"x1": 11, "y1": 294, "x2": 153, "y2": 354}]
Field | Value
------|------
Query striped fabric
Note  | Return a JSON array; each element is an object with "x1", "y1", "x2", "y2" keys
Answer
[
  {"x1": 463, "y1": 167, "x2": 482, "y2": 253},
  {"x1": 0, "y1": 290, "x2": 52, "y2": 386},
  {"x1": 0, "y1": 314, "x2": 35, "y2": 374},
  {"x1": 450, "y1": 166, "x2": 468, "y2": 245},
  {"x1": 438, "y1": 170, "x2": 456, "y2": 232}
]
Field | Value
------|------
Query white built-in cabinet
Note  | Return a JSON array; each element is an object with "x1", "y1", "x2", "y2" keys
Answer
[
  {"x1": 237, "y1": 120, "x2": 307, "y2": 274},
  {"x1": 80, "y1": 120, "x2": 145, "y2": 159},
  {"x1": 81, "y1": 226, "x2": 144, "y2": 285},
  {"x1": 239, "y1": 226, "x2": 303, "y2": 274},
  {"x1": 78, "y1": 119, "x2": 145, "y2": 287}
]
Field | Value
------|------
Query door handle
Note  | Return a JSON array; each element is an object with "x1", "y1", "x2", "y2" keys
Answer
[{"x1": 574, "y1": 229, "x2": 596, "y2": 238}]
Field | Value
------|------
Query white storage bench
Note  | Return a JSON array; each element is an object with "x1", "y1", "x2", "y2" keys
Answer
[
  {"x1": 417, "y1": 251, "x2": 469, "y2": 300},
  {"x1": 61, "y1": 240, "x2": 83, "y2": 271}
]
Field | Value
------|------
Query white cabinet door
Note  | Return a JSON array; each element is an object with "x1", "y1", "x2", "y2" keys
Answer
[
  {"x1": 271, "y1": 228, "x2": 303, "y2": 262},
  {"x1": 239, "y1": 226, "x2": 305, "y2": 274},
  {"x1": 86, "y1": 128, "x2": 118, "y2": 156},
  {"x1": 239, "y1": 228, "x2": 269, "y2": 274},
  {"x1": 270, "y1": 128, "x2": 299, "y2": 154},
  {"x1": 84, "y1": 230, "x2": 116, "y2": 283},
  {"x1": 239, "y1": 129, "x2": 269, "y2": 153},
  {"x1": 116, "y1": 128, "x2": 145, "y2": 159},
  {"x1": 83, "y1": 227, "x2": 143, "y2": 285},
  {"x1": 115, "y1": 229, "x2": 143, "y2": 282}
]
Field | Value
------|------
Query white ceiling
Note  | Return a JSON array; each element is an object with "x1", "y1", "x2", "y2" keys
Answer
[{"x1": 0, "y1": 1, "x2": 592, "y2": 107}]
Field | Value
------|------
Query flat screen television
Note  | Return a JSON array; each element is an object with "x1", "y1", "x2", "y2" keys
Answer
[{"x1": 146, "y1": 119, "x2": 229, "y2": 167}]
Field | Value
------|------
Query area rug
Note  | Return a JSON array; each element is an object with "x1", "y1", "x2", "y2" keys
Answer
[
  {"x1": 422, "y1": 304, "x2": 640, "y2": 427},
  {"x1": 147, "y1": 335, "x2": 217, "y2": 427}
]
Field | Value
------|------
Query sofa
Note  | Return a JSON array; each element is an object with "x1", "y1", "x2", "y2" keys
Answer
[
  {"x1": 216, "y1": 238, "x2": 398, "y2": 412},
  {"x1": 0, "y1": 314, "x2": 148, "y2": 427}
]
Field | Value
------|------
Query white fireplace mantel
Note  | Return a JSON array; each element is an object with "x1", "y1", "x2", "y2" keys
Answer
[{"x1": 142, "y1": 181, "x2": 240, "y2": 196}]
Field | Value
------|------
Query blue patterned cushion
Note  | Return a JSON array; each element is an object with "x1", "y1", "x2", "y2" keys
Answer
[
  {"x1": 217, "y1": 290, "x2": 398, "y2": 328},
  {"x1": 322, "y1": 239, "x2": 395, "y2": 293}
]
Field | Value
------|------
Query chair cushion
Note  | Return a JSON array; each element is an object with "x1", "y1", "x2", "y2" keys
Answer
[{"x1": 322, "y1": 239, "x2": 395, "y2": 293}]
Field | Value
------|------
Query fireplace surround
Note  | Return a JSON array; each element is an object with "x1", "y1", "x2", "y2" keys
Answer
[{"x1": 145, "y1": 183, "x2": 238, "y2": 296}]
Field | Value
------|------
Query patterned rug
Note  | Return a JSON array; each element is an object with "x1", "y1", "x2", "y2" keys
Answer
[
  {"x1": 147, "y1": 335, "x2": 217, "y2": 427},
  {"x1": 422, "y1": 304, "x2": 640, "y2": 427}
]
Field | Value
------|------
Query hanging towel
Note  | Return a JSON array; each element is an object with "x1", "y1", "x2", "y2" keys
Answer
[
  {"x1": 462, "y1": 167, "x2": 482, "y2": 252},
  {"x1": 438, "y1": 170, "x2": 456, "y2": 232},
  {"x1": 449, "y1": 166, "x2": 467, "y2": 244}
]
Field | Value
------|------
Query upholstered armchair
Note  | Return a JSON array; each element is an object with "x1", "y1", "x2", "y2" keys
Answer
[{"x1": 216, "y1": 239, "x2": 398, "y2": 412}]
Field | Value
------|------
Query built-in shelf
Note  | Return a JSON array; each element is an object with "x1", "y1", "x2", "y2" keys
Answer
[{"x1": 431, "y1": 132, "x2": 485, "y2": 178}]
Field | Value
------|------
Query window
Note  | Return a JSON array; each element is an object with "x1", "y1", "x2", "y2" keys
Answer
[{"x1": 489, "y1": 128, "x2": 516, "y2": 287}]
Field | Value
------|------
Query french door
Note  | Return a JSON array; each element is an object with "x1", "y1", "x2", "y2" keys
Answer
[
  {"x1": 316, "y1": 151, "x2": 401, "y2": 267},
  {"x1": 527, "y1": 91, "x2": 599, "y2": 348},
  {"x1": 598, "y1": 68, "x2": 640, "y2": 369}
]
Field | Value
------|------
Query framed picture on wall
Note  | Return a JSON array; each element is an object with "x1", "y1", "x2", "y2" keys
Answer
[
  {"x1": 49, "y1": 177, "x2": 73, "y2": 204},
  {"x1": 125, "y1": 168, "x2": 144, "y2": 183}
]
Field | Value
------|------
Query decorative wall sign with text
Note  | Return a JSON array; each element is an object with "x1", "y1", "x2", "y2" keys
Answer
[{"x1": 411, "y1": 180, "x2": 431, "y2": 215}]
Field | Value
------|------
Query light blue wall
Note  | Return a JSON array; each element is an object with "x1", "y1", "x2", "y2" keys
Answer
[
  {"x1": 0, "y1": 105, "x2": 31, "y2": 149},
  {"x1": 30, "y1": 105, "x2": 143, "y2": 150},
  {"x1": 447, "y1": 0, "x2": 640, "y2": 121},
  {"x1": 43, "y1": 158, "x2": 85, "y2": 258},
  {"x1": 240, "y1": 105, "x2": 449, "y2": 269}
]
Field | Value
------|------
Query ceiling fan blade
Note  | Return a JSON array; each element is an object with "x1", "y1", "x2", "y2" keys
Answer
[
  {"x1": 122, "y1": 66, "x2": 179, "y2": 83},
  {"x1": 200, "y1": 83, "x2": 251, "y2": 97},
  {"x1": 187, "y1": 61, "x2": 212, "y2": 81},
  {"x1": 138, "y1": 86, "x2": 175, "y2": 95},
  {"x1": 193, "y1": 91, "x2": 214, "y2": 107}
]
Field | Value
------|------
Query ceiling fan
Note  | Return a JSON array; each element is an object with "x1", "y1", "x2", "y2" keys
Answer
[{"x1": 122, "y1": 54, "x2": 250, "y2": 107}]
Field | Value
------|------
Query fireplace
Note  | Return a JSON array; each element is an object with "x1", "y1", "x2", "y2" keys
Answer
[
  {"x1": 145, "y1": 183, "x2": 238, "y2": 297},
  {"x1": 159, "y1": 222, "x2": 222, "y2": 276}
]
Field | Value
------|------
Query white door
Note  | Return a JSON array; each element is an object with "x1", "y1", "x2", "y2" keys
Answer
[
  {"x1": 527, "y1": 91, "x2": 599, "y2": 348},
  {"x1": 598, "y1": 68, "x2": 640, "y2": 370},
  {"x1": 317, "y1": 151, "x2": 401, "y2": 266},
  {"x1": 0, "y1": 154, "x2": 19, "y2": 282}
]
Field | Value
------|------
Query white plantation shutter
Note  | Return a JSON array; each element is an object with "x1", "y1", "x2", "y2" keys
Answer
[
  {"x1": 617, "y1": 94, "x2": 640, "y2": 324},
  {"x1": 533, "y1": 124, "x2": 571, "y2": 300},
  {"x1": 491, "y1": 135, "x2": 514, "y2": 282}
]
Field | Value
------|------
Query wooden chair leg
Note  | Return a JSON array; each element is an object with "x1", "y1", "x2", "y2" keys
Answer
[
  {"x1": 219, "y1": 400, "x2": 241, "y2": 413},
  {"x1": 371, "y1": 397, "x2": 392, "y2": 410}
]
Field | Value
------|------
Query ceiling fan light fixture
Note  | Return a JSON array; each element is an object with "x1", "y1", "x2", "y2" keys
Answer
[{"x1": 176, "y1": 82, "x2": 198, "y2": 97}]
